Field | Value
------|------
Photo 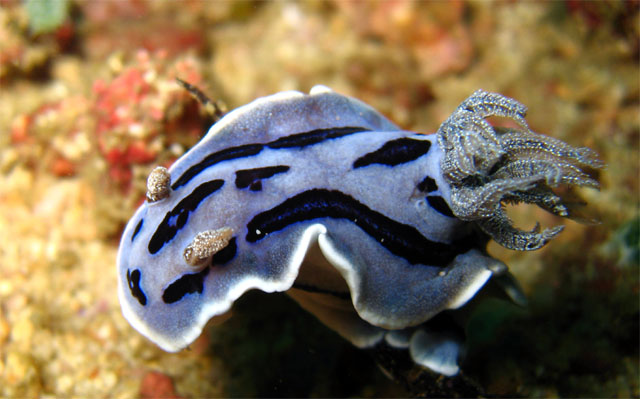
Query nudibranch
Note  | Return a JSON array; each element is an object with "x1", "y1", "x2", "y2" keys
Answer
[{"x1": 117, "y1": 86, "x2": 601, "y2": 376}]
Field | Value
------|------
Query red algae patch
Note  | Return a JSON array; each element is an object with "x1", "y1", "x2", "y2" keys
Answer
[{"x1": 140, "y1": 371, "x2": 182, "y2": 399}]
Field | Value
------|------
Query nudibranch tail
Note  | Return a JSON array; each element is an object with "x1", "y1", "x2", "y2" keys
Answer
[{"x1": 437, "y1": 89, "x2": 603, "y2": 251}]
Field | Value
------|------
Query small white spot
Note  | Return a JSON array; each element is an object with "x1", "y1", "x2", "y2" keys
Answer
[
  {"x1": 255, "y1": 229, "x2": 261, "y2": 235},
  {"x1": 309, "y1": 85, "x2": 333, "y2": 95},
  {"x1": 438, "y1": 270, "x2": 446, "y2": 277},
  {"x1": 282, "y1": 3, "x2": 302, "y2": 26},
  {"x1": 128, "y1": 122, "x2": 145, "y2": 138}
]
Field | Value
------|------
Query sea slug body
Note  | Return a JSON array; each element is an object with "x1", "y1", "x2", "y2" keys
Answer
[{"x1": 117, "y1": 85, "x2": 601, "y2": 376}]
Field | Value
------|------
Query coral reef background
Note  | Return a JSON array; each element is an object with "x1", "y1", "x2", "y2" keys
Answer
[{"x1": 0, "y1": 1, "x2": 637, "y2": 397}]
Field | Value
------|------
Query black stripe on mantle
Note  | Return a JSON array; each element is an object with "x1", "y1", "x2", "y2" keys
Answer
[
  {"x1": 127, "y1": 269, "x2": 147, "y2": 306},
  {"x1": 162, "y1": 268, "x2": 209, "y2": 304},
  {"x1": 246, "y1": 189, "x2": 472, "y2": 267},
  {"x1": 353, "y1": 137, "x2": 431, "y2": 169},
  {"x1": 172, "y1": 126, "x2": 369, "y2": 190},
  {"x1": 148, "y1": 180, "x2": 225, "y2": 254},
  {"x1": 235, "y1": 165, "x2": 290, "y2": 191}
]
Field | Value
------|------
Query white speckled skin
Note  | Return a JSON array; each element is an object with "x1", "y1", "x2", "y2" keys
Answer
[{"x1": 117, "y1": 86, "x2": 523, "y2": 375}]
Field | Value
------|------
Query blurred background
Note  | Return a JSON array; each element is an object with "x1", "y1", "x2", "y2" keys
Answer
[{"x1": 0, "y1": 1, "x2": 638, "y2": 397}]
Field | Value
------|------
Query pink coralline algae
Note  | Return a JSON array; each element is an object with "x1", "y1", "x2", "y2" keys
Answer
[
  {"x1": 10, "y1": 95, "x2": 91, "y2": 177},
  {"x1": 93, "y1": 50, "x2": 208, "y2": 191}
]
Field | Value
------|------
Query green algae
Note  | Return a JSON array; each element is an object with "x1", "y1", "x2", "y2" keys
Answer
[{"x1": 25, "y1": 0, "x2": 70, "y2": 35}]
